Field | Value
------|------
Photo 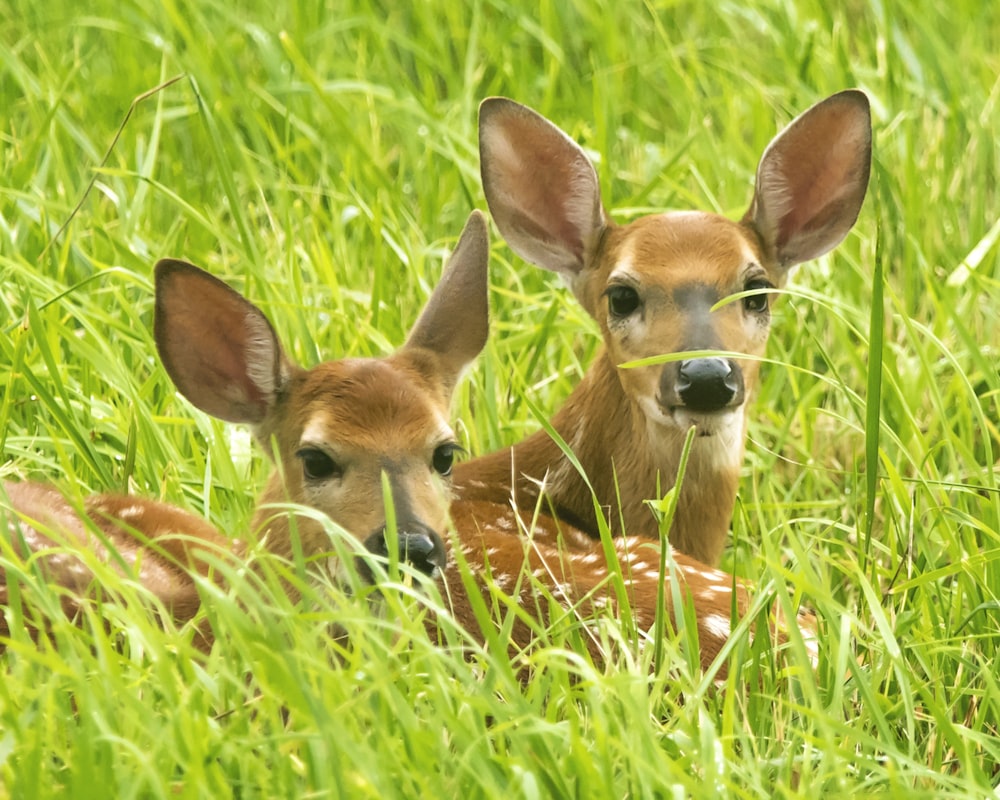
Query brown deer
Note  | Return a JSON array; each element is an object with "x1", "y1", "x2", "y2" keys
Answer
[
  {"x1": 0, "y1": 212, "x2": 490, "y2": 648},
  {"x1": 454, "y1": 92, "x2": 872, "y2": 566},
  {"x1": 1, "y1": 212, "x2": 774, "y2": 673}
]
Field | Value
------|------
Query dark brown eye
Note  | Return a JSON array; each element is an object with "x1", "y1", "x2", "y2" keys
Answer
[
  {"x1": 606, "y1": 285, "x2": 641, "y2": 318},
  {"x1": 432, "y1": 444, "x2": 459, "y2": 477},
  {"x1": 296, "y1": 448, "x2": 342, "y2": 481},
  {"x1": 742, "y1": 279, "x2": 773, "y2": 314}
]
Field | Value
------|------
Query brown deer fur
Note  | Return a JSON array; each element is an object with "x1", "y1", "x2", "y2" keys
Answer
[{"x1": 454, "y1": 92, "x2": 872, "y2": 566}]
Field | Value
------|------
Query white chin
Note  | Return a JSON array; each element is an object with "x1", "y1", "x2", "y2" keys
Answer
[
  {"x1": 642, "y1": 397, "x2": 743, "y2": 438},
  {"x1": 673, "y1": 408, "x2": 743, "y2": 438}
]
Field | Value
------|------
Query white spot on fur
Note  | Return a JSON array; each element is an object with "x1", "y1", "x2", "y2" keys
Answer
[
  {"x1": 113, "y1": 504, "x2": 145, "y2": 522},
  {"x1": 688, "y1": 567, "x2": 725, "y2": 584},
  {"x1": 703, "y1": 613, "x2": 731, "y2": 640},
  {"x1": 492, "y1": 572, "x2": 514, "y2": 592}
]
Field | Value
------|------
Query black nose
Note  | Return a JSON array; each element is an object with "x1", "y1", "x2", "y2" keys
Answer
[
  {"x1": 675, "y1": 357, "x2": 744, "y2": 412},
  {"x1": 363, "y1": 522, "x2": 446, "y2": 579}
]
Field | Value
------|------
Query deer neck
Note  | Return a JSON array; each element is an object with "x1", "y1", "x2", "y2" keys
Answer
[{"x1": 453, "y1": 349, "x2": 743, "y2": 565}]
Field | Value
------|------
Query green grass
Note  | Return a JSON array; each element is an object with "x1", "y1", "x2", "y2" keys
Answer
[{"x1": 2, "y1": 0, "x2": 999, "y2": 796}]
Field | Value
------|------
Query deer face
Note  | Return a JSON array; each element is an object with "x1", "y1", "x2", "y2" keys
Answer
[
  {"x1": 258, "y1": 356, "x2": 457, "y2": 582},
  {"x1": 154, "y1": 211, "x2": 490, "y2": 589},
  {"x1": 583, "y1": 212, "x2": 774, "y2": 444}
]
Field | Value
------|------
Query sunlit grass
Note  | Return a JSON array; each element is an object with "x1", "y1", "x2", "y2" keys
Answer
[{"x1": 2, "y1": 0, "x2": 998, "y2": 796}]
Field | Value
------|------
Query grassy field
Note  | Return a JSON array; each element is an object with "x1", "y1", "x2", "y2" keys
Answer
[{"x1": 2, "y1": 0, "x2": 998, "y2": 797}]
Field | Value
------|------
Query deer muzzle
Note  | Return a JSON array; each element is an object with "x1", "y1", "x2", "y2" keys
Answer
[
  {"x1": 363, "y1": 522, "x2": 447, "y2": 581},
  {"x1": 662, "y1": 356, "x2": 745, "y2": 414}
]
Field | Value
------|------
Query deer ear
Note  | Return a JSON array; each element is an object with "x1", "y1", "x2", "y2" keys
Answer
[
  {"x1": 404, "y1": 210, "x2": 490, "y2": 392},
  {"x1": 479, "y1": 98, "x2": 607, "y2": 277},
  {"x1": 744, "y1": 90, "x2": 872, "y2": 275},
  {"x1": 154, "y1": 259, "x2": 294, "y2": 424}
]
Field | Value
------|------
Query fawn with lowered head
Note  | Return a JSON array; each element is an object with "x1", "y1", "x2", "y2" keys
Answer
[
  {"x1": 1, "y1": 212, "x2": 761, "y2": 671},
  {"x1": 454, "y1": 91, "x2": 872, "y2": 566},
  {"x1": 1, "y1": 213, "x2": 491, "y2": 647}
]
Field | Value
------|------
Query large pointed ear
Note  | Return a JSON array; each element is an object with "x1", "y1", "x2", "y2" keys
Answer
[
  {"x1": 404, "y1": 210, "x2": 490, "y2": 391},
  {"x1": 154, "y1": 259, "x2": 295, "y2": 425},
  {"x1": 479, "y1": 97, "x2": 607, "y2": 277},
  {"x1": 743, "y1": 90, "x2": 872, "y2": 277}
]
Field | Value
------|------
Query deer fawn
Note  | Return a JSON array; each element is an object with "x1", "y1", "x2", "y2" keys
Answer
[
  {"x1": 1, "y1": 212, "x2": 489, "y2": 647},
  {"x1": 454, "y1": 91, "x2": 872, "y2": 566},
  {"x1": 1, "y1": 211, "x2": 763, "y2": 672}
]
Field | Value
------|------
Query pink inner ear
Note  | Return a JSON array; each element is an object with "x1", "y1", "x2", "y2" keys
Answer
[
  {"x1": 780, "y1": 118, "x2": 869, "y2": 242},
  {"x1": 155, "y1": 264, "x2": 280, "y2": 425},
  {"x1": 751, "y1": 95, "x2": 871, "y2": 266},
  {"x1": 480, "y1": 101, "x2": 605, "y2": 275}
]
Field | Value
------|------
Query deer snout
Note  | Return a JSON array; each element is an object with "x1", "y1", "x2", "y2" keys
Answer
[
  {"x1": 667, "y1": 357, "x2": 745, "y2": 413},
  {"x1": 363, "y1": 522, "x2": 447, "y2": 579}
]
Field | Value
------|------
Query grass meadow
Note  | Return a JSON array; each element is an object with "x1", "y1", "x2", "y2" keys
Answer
[{"x1": 2, "y1": 0, "x2": 999, "y2": 797}]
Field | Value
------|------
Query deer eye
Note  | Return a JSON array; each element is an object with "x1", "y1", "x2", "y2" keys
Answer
[
  {"x1": 431, "y1": 444, "x2": 460, "y2": 477},
  {"x1": 296, "y1": 448, "x2": 342, "y2": 482},
  {"x1": 606, "y1": 284, "x2": 641, "y2": 318},
  {"x1": 742, "y1": 279, "x2": 773, "y2": 314}
]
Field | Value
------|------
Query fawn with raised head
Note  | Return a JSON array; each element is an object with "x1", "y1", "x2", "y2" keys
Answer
[
  {"x1": 454, "y1": 91, "x2": 872, "y2": 566},
  {"x1": 1, "y1": 212, "x2": 759, "y2": 672}
]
